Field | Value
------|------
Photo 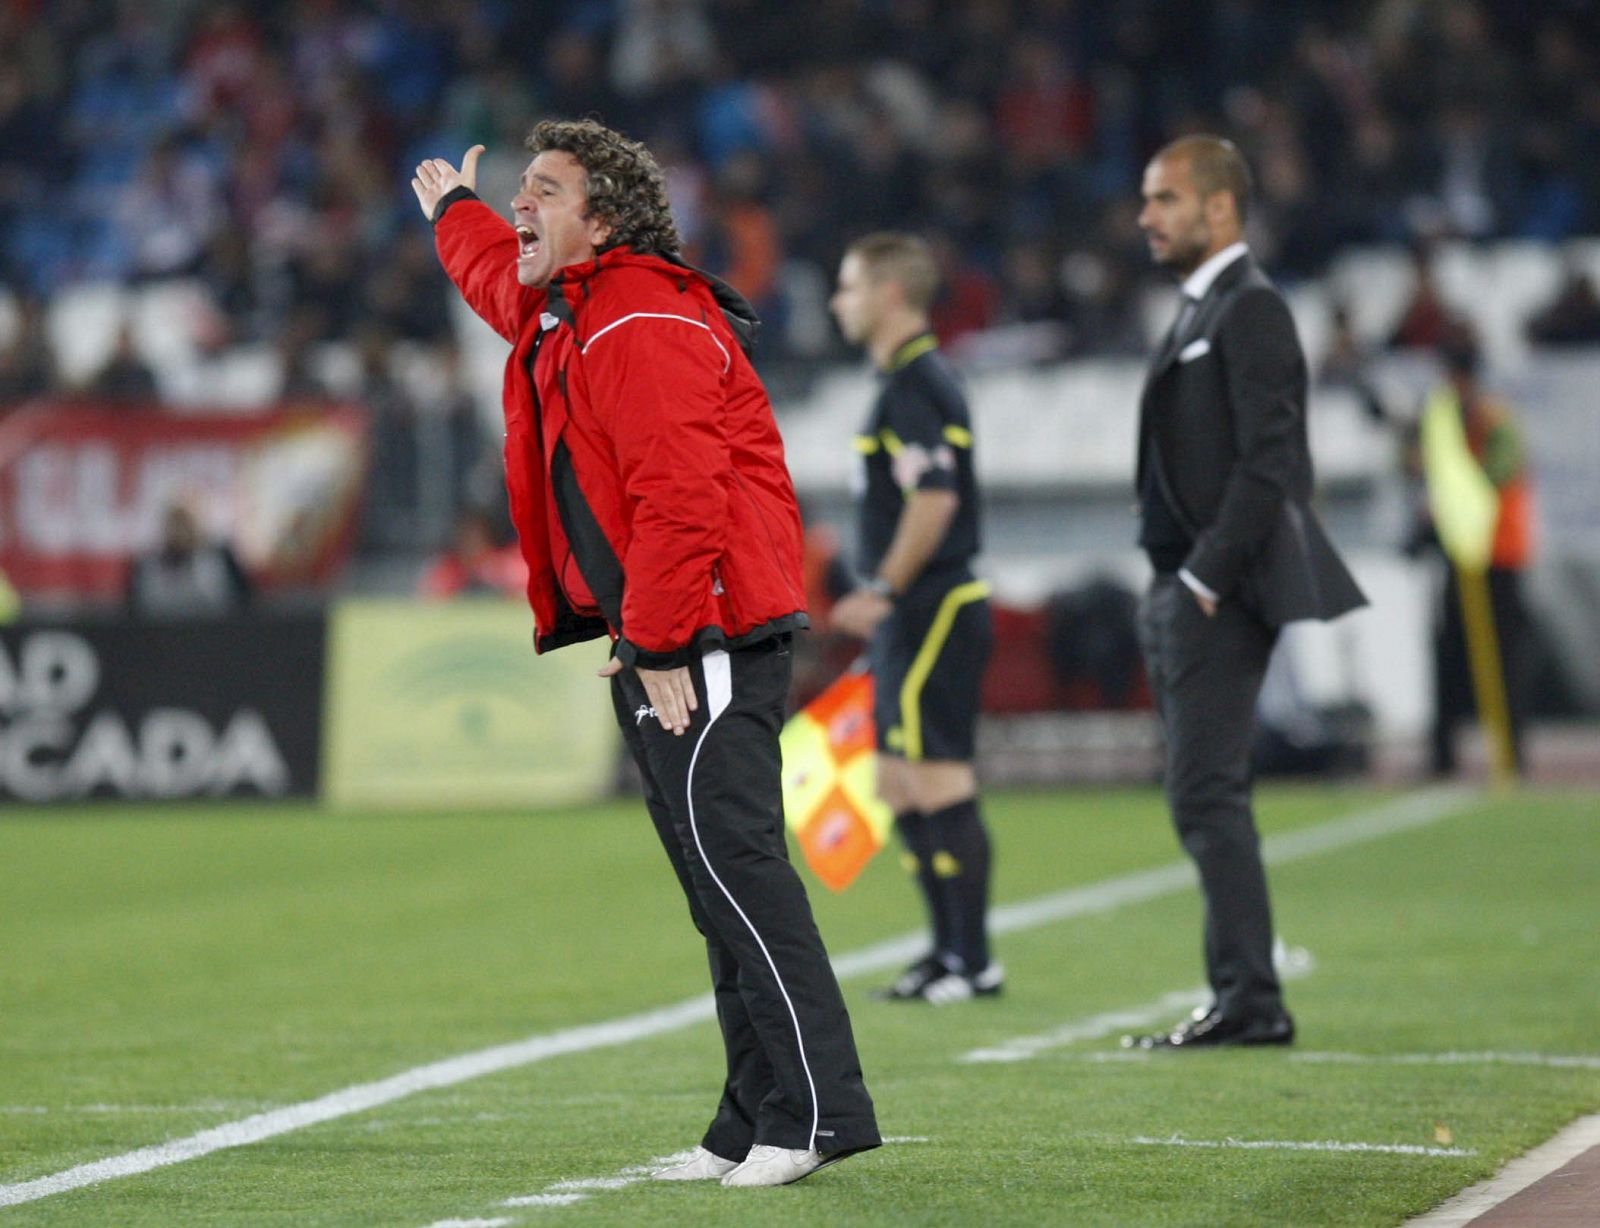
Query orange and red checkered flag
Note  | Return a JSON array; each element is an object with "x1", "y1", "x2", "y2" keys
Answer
[{"x1": 780, "y1": 666, "x2": 893, "y2": 892}]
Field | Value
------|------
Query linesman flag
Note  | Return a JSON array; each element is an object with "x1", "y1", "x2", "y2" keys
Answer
[
  {"x1": 780, "y1": 666, "x2": 894, "y2": 891},
  {"x1": 1421, "y1": 385, "x2": 1498, "y2": 572}
]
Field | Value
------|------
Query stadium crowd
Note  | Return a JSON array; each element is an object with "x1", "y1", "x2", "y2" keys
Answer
[
  {"x1": 4, "y1": 1, "x2": 1600, "y2": 354},
  {"x1": 0, "y1": 0, "x2": 1598, "y2": 561}
]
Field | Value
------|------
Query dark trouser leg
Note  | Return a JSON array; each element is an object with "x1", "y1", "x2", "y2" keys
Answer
[
  {"x1": 612, "y1": 639, "x2": 879, "y2": 1155},
  {"x1": 1434, "y1": 566, "x2": 1531, "y2": 777},
  {"x1": 615, "y1": 689, "x2": 771, "y2": 1160},
  {"x1": 1138, "y1": 576, "x2": 1282, "y2": 1020},
  {"x1": 1432, "y1": 567, "x2": 1472, "y2": 775},
  {"x1": 1489, "y1": 568, "x2": 1529, "y2": 775},
  {"x1": 926, "y1": 797, "x2": 992, "y2": 973}
]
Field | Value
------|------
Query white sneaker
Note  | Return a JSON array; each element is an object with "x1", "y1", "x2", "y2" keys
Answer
[
  {"x1": 651, "y1": 1146, "x2": 741, "y2": 1181},
  {"x1": 720, "y1": 1143, "x2": 851, "y2": 1187},
  {"x1": 919, "y1": 961, "x2": 1005, "y2": 1004}
]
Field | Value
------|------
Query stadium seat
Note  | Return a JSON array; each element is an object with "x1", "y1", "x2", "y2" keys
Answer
[{"x1": 46, "y1": 283, "x2": 128, "y2": 387}]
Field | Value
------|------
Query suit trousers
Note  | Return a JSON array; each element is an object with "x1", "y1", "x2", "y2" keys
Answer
[
  {"x1": 1137, "y1": 574, "x2": 1285, "y2": 1020},
  {"x1": 612, "y1": 635, "x2": 880, "y2": 1159}
]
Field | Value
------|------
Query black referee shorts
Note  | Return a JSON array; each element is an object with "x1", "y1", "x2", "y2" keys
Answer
[{"x1": 869, "y1": 578, "x2": 992, "y2": 763}]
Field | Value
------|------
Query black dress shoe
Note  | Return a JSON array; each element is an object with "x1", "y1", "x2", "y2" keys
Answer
[{"x1": 1122, "y1": 1008, "x2": 1295, "y2": 1050}]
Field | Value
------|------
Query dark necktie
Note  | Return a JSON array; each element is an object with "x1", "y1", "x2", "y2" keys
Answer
[
  {"x1": 1173, "y1": 292, "x2": 1199, "y2": 341},
  {"x1": 1157, "y1": 292, "x2": 1199, "y2": 366}
]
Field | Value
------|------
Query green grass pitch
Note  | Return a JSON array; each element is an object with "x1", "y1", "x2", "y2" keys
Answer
[{"x1": 3, "y1": 785, "x2": 1598, "y2": 1226}]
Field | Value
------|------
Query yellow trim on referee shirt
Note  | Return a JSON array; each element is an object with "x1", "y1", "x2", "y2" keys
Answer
[
  {"x1": 853, "y1": 434, "x2": 880, "y2": 454},
  {"x1": 942, "y1": 424, "x2": 973, "y2": 449},
  {"x1": 879, "y1": 427, "x2": 905, "y2": 456},
  {"x1": 890, "y1": 333, "x2": 939, "y2": 371},
  {"x1": 897, "y1": 579, "x2": 991, "y2": 762}
]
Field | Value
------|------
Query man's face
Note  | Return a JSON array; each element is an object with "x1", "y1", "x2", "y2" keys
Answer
[
  {"x1": 511, "y1": 150, "x2": 612, "y2": 288},
  {"x1": 830, "y1": 252, "x2": 887, "y2": 346},
  {"x1": 1138, "y1": 155, "x2": 1216, "y2": 276}
]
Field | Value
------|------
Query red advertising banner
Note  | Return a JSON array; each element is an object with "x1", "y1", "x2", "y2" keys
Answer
[{"x1": 0, "y1": 402, "x2": 369, "y2": 599}]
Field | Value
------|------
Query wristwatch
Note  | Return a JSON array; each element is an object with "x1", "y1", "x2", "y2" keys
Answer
[{"x1": 863, "y1": 576, "x2": 897, "y2": 602}]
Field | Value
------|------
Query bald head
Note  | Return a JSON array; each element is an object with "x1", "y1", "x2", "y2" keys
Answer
[{"x1": 1156, "y1": 135, "x2": 1252, "y2": 225}]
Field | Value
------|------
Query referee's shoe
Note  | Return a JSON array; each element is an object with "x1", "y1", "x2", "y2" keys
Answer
[{"x1": 875, "y1": 954, "x2": 1004, "y2": 1004}]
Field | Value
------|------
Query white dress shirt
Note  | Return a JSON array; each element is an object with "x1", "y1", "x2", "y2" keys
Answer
[{"x1": 1174, "y1": 242, "x2": 1249, "y2": 609}]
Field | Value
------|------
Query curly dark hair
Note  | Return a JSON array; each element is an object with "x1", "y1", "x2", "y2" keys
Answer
[{"x1": 525, "y1": 119, "x2": 681, "y2": 259}]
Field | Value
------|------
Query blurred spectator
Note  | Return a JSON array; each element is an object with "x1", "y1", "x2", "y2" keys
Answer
[
  {"x1": 998, "y1": 240, "x2": 1070, "y2": 327},
  {"x1": 120, "y1": 133, "x2": 223, "y2": 281},
  {"x1": 126, "y1": 502, "x2": 252, "y2": 619},
  {"x1": 700, "y1": 151, "x2": 783, "y2": 318},
  {"x1": 275, "y1": 310, "x2": 328, "y2": 400},
  {"x1": 418, "y1": 505, "x2": 527, "y2": 599},
  {"x1": 1318, "y1": 302, "x2": 1388, "y2": 424},
  {"x1": 1387, "y1": 243, "x2": 1464, "y2": 351},
  {"x1": 354, "y1": 331, "x2": 418, "y2": 555},
  {"x1": 1525, "y1": 262, "x2": 1600, "y2": 347},
  {"x1": 927, "y1": 233, "x2": 1000, "y2": 345},
  {"x1": 0, "y1": 296, "x2": 59, "y2": 404},
  {"x1": 85, "y1": 322, "x2": 159, "y2": 401}
]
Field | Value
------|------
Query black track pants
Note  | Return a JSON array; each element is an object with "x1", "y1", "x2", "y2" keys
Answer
[{"x1": 612, "y1": 635, "x2": 880, "y2": 1157}]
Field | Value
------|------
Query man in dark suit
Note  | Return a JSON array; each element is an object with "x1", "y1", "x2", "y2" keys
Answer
[{"x1": 1126, "y1": 135, "x2": 1366, "y2": 1049}]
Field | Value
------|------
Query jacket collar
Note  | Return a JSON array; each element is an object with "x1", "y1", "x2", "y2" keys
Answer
[
  {"x1": 552, "y1": 244, "x2": 690, "y2": 288},
  {"x1": 1180, "y1": 241, "x2": 1249, "y2": 302}
]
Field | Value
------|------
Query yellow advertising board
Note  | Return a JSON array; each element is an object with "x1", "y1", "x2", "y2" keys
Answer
[{"x1": 323, "y1": 599, "x2": 619, "y2": 809}]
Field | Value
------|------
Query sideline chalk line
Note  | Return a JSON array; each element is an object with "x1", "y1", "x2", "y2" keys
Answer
[
  {"x1": 456, "y1": 1137, "x2": 933, "y2": 1222},
  {"x1": 0, "y1": 787, "x2": 1473, "y2": 1209},
  {"x1": 1131, "y1": 1135, "x2": 1476, "y2": 1158},
  {"x1": 960, "y1": 944, "x2": 1314, "y2": 1064}
]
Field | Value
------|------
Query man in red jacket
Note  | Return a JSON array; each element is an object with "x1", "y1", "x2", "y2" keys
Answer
[{"x1": 411, "y1": 120, "x2": 878, "y2": 1188}]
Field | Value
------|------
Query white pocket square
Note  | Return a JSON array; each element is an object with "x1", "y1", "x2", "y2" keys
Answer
[{"x1": 1179, "y1": 338, "x2": 1211, "y2": 362}]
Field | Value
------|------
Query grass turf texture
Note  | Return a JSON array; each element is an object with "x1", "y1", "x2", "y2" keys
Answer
[{"x1": 1, "y1": 786, "x2": 1596, "y2": 1226}]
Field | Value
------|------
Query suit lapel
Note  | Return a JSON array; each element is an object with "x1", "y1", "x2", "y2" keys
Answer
[
  {"x1": 1137, "y1": 254, "x2": 1257, "y2": 490},
  {"x1": 1147, "y1": 255, "x2": 1254, "y2": 383}
]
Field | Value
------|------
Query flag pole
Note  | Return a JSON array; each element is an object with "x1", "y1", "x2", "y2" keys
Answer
[{"x1": 1454, "y1": 563, "x2": 1516, "y2": 791}]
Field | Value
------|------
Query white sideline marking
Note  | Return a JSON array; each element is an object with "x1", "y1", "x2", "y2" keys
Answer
[
  {"x1": 0, "y1": 998, "x2": 712, "y2": 1209},
  {"x1": 492, "y1": 1135, "x2": 931, "y2": 1218},
  {"x1": 544, "y1": 1176, "x2": 633, "y2": 1191},
  {"x1": 0, "y1": 788, "x2": 1473, "y2": 1208},
  {"x1": 1403, "y1": 1113, "x2": 1600, "y2": 1226},
  {"x1": 961, "y1": 945, "x2": 1315, "y2": 1064},
  {"x1": 1295, "y1": 1051, "x2": 1600, "y2": 1071},
  {"x1": 0, "y1": 1102, "x2": 260, "y2": 1116},
  {"x1": 1132, "y1": 1135, "x2": 1477, "y2": 1158},
  {"x1": 959, "y1": 988, "x2": 1207, "y2": 1063},
  {"x1": 423, "y1": 1219, "x2": 517, "y2": 1227},
  {"x1": 833, "y1": 786, "x2": 1470, "y2": 982}
]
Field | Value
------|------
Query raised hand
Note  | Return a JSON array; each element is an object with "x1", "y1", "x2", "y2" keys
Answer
[{"x1": 411, "y1": 145, "x2": 486, "y2": 220}]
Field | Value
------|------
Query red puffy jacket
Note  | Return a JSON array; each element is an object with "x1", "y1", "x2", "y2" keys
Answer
[{"x1": 434, "y1": 193, "x2": 809, "y2": 666}]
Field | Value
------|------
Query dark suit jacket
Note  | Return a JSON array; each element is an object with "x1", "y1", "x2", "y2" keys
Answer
[{"x1": 1137, "y1": 252, "x2": 1366, "y2": 628}]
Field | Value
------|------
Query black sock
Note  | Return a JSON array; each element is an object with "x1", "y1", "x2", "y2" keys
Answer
[
  {"x1": 926, "y1": 797, "x2": 992, "y2": 973},
  {"x1": 894, "y1": 811, "x2": 954, "y2": 959}
]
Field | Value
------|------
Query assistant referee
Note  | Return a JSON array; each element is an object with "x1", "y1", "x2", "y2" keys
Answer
[{"x1": 828, "y1": 232, "x2": 1001, "y2": 1004}]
